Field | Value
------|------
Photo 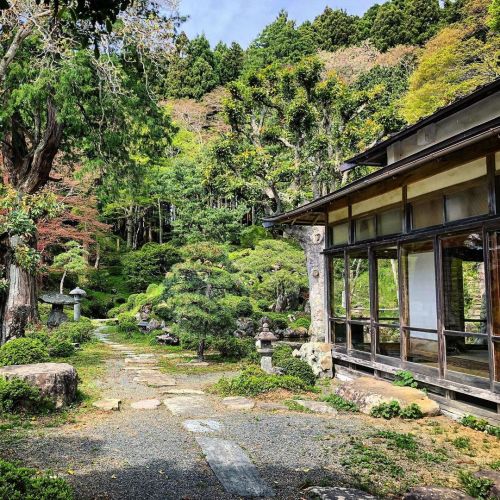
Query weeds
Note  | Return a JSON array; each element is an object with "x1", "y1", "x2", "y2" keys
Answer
[
  {"x1": 458, "y1": 470, "x2": 493, "y2": 499},
  {"x1": 320, "y1": 394, "x2": 359, "y2": 412}
]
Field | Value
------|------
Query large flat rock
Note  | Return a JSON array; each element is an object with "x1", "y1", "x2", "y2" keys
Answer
[
  {"x1": 93, "y1": 399, "x2": 121, "y2": 411},
  {"x1": 335, "y1": 376, "x2": 440, "y2": 416},
  {"x1": 221, "y1": 396, "x2": 255, "y2": 410},
  {"x1": 196, "y1": 437, "x2": 275, "y2": 497},
  {"x1": 183, "y1": 419, "x2": 222, "y2": 433},
  {"x1": 305, "y1": 486, "x2": 376, "y2": 499},
  {"x1": 0, "y1": 362, "x2": 77, "y2": 408},
  {"x1": 294, "y1": 400, "x2": 337, "y2": 415},
  {"x1": 163, "y1": 395, "x2": 213, "y2": 417}
]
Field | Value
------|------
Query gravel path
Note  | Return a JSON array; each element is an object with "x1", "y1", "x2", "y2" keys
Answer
[{"x1": 0, "y1": 325, "x2": 375, "y2": 500}]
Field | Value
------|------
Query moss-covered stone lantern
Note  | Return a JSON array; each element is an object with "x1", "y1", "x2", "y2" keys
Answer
[{"x1": 255, "y1": 322, "x2": 277, "y2": 374}]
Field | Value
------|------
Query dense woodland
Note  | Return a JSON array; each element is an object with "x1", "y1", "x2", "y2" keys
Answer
[{"x1": 0, "y1": 0, "x2": 499, "y2": 347}]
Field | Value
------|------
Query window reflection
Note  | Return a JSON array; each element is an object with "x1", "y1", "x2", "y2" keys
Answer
[{"x1": 330, "y1": 257, "x2": 346, "y2": 318}]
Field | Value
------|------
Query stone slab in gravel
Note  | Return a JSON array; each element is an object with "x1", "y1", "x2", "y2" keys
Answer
[
  {"x1": 162, "y1": 388, "x2": 205, "y2": 395},
  {"x1": 305, "y1": 486, "x2": 377, "y2": 499},
  {"x1": 403, "y1": 487, "x2": 474, "y2": 499},
  {"x1": 130, "y1": 399, "x2": 161, "y2": 410},
  {"x1": 133, "y1": 374, "x2": 176, "y2": 387},
  {"x1": 0, "y1": 362, "x2": 77, "y2": 408},
  {"x1": 222, "y1": 396, "x2": 255, "y2": 410},
  {"x1": 164, "y1": 395, "x2": 214, "y2": 416},
  {"x1": 256, "y1": 402, "x2": 288, "y2": 411},
  {"x1": 295, "y1": 400, "x2": 338, "y2": 415},
  {"x1": 124, "y1": 358, "x2": 158, "y2": 365},
  {"x1": 93, "y1": 398, "x2": 121, "y2": 411},
  {"x1": 183, "y1": 419, "x2": 223, "y2": 433},
  {"x1": 196, "y1": 437, "x2": 275, "y2": 497}
]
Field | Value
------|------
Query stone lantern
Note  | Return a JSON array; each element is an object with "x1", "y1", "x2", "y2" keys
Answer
[
  {"x1": 255, "y1": 323, "x2": 277, "y2": 374},
  {"x1": 69, "y1": 287, "x2": 87, "y2": 322}
]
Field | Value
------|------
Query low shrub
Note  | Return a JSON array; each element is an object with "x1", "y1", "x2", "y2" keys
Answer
[
  {"x1": 393, "y1": 370, "x2": 418, "y2": 388},
  {"x1": 177, "y1": 332, "x2": 213, "y2": 351},
  {"x1": 56, "y1": 319, "x2": 94, "y2": 344},
  {"x1": 460, "y1": 415, "x2": 500, "y2": 438},
  {"x1": 370, "y1": 400, "x2": 423, "y2": 420},
  {"x1": 279, "y1": 358, "x2": 316, "y2": 386},
  {"x1": 117, "y1": 314, "x2": 140, "y2": 337},
  {"x1": 290, "y1": 317, "x2": 311, "y2": 330},
  {"x1": 212, "y1": 336, "x2": 255, "y2": 360},
  {"x1": 0, "y1": 459, "x2": 73, "y2": 499},
  {"x1": 0, "y1": 338, "x2": 49, "y2": 366},
  {"x1": 212, "y1": 366, "x2": 311, "y2": 396},
  {"x1": 47, "y1": 336, "x2": 75, "y2": 358},
  {"x1": 320, "y1": 394, "x2": 359, "y2": 412},
  {"x1": 0, "y1": 377, "x2": 52, "y2": 414},
  {"x1": 272, "y1": 344, "x2": 293, "y2": 366},
  {"x1": 458, "y1": 470, "x2": 494, "y2": 499}
]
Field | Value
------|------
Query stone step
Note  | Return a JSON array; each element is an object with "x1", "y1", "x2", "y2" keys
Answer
[
  {"x1": 183, "y1": 419, "x2": 223, "y2": 433},
  {"x1": 93, "y1": 399, "x2": 121, "y2": 411},
  {"x1": 130, "y1": 399, "x2": 161, "y2": 410},
  {"x1": 221, "y1": 396, "x2": 255, "y2": 411},
  {"x1": 163, "y1": 396, "x2": 213, "y2": 417},
  {"x1": 294, "y1": 400, "x2": 338, "y2": 415}
]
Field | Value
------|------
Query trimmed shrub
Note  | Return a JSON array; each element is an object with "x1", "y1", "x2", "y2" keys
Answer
[
  {"x1": 280, "y1": 358, "x2": 316, "y2": 386},
  {"x1": 0, "y1": 377, "x2": 52, "y2": 414},
  {"x1": 117, "y1": 315, "x2": 140, "y2": 337},
  {"x1": 47, "y1": 336, "x2": 75, "y2": 358},
  {"x1": 272, "y1": 344, "x2": 293, "y2": 366},
  {"x1": 0, "y1": 338, "x2": 49, "y2": 366},
  {"x1": 240, "y1": 226, "x2": 270, "y2": 249},
  {"x1": 55, "y1": 319, "x2": 93, "y2": 344},
  {"x1": 212, "y1": 336, "x2": 255, "y2": 360},
  {"x1": 178, "y1": 331, "x2": 213, "y2": 351},
  {"x1": 0, "y1": 459, "x2": 73, "y2": 499},
  {"x1": 235, "y1": 297, "x2": 253, "y2": 317},
  {"x1": 290, "y1": 317, "x2": 311, "y2": 330}
]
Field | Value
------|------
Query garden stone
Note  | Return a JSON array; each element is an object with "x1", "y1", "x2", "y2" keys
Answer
[
  {"x1": 293, "y1": 342, "x2": 333, "y2": 378},
  {"x1": 125, "y1": 357, "x2": 157, "y2": 365},
  {"x1": 403, "y1": 487, "x2": 474, "y2": 499},
  {"x1": 162, "y1": 388, "x2": 205, "y2": 395},
  {"x1": 305, "y1": 486, "x2": 377, "y2": 499},
  {"x1": 131, "y1": 399, "x2": 161, "y2": 410},
  {"x1": 163, "y1": 395, "x2": 213, "y2": 416},
  {"x1": 93, "y1": 399, "x2": 121, "y2": 411},
  {"x1": 0, "y1": 362, "x2": 77, "y2": 408},
  {"x1": 256, "y1": 402, "x2": 287, "y2": 411},
  {"x1": 222, "y1": 396, "x2": 255, "y2": 410},
  {"x1": 335, "y1": 376, "x2": 440, "y2": 416},
  {"x1": 473, "y1": 470, "x2": 500, "y2": 497},
  {"x1": 133, "y1": 373, "x2": 176, "y2": 387},
  {"x1": 39, "y1": 293, "x2": 73, "y2": 327},
  {"x1": 294, "y1": 400, "x2": 337, "y2": 415},
  {"x1": 183, "y1": 419, "x2": 222, "y2": 433},
  {"x1": 233, "y1": 317, "x2": 254, "y2": 338}
]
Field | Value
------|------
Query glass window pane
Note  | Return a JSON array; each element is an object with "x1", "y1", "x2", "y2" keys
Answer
[
  {"x1": 408, "y1": 330, "x2": 439, "y2": 368},
  {"x1": 330, "y1": 257, "x2": 346, "y2": 318},
  {"x1": 332, "y1": 320, "x2": 347, "y2": 347},
  {"x1": 378, "y1": 208, "x2": 402, "y2": 236},
  {"x1": 412, "y1": 197, "x2": 443, "y2": 229},
  {"x1": 446, "y1": 335, "x2": 489, "y2": 380},
  {"x1": 490, "y1": 232, "x2": 500, "y2": 335},
  {"x1": 348, "y1": 251, "x2": 370, "y2": 320},
  {"x1": 332, "y1": 222, "x2": 349, "y2": 246},
  {"x1": 355, "y1": 216, "x2": 375, "y2": 241},
  {"x1": 351, "y1": 323, "x2": 371, "y2": 352},
  {"x1": 445, "y1": 183, "x2": 488, "y2": 222},
  {"x1": 442, "y1": 233, "x2": 486, "y2": 333},
  {"x1": 375, "y1": 247, "x2": 399, "y2": 322},
  {"x1": 404, "y1": 241, "x2": 437, "y2": 330},
  {"x1": 377, "y1": 326, "x2": 400, "y2": 358}
]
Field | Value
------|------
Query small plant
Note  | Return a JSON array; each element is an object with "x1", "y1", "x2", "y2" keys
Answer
[
  {"x1": 0, "y1": 459, "x2": 73, "y2": 499},
  {"x1": 452, "y1": 436, "x2": 472, "y2": 451},
  {"x1": 393, "y1": 370, "x2": 418, "y2": 388},
  {"x1": 117, "y1": 315, "x2": 140, "y2": 337},
  {"x1": 490, "y1": 460, "x2": 500, "y2": 471},
  {"x1": 55, "y1": 318, "x2": 94, "y2": 344},
  {"x1": 460, "y1": 415, "x2": 500, "y2": 438},
  {"x1": 370, "y1": 400, "x2": 423, "y2": 420},
  {"x1": 212, "y1": 336, "x2": 254, "y2": 360},
  {"x1": 279, "y1": 358, "x2": 316, "y2": 386},
  {"x1": 375, "y1": 431, "x2": 418, "y2": 451},
  {"x1": 0, "y1": 338, "x2": 49, "y2": 366},
  {"x1": 458, "y1": 470, "x2": 493, "y2": 499},
  {"x1": 320, "y1": 394, "x2": 359, "y2": 412},
  {"x1": 400, "y1": 403, "x2": 424, "y2": 420},
  {"x1": 284, "y1": 400, "x2": 312, "y2": 413}
]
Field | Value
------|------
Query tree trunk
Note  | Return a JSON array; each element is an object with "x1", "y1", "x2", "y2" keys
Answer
[
  {"x1": 1, "y1": 236, "x2": 39, "y2": 344},
  {"x1": 158, "y1": 198, "x2": 163, "y2": 244},
  {"x1": 284, "y1": 226, "x2": 327, "y2": 342},
  {"x1": 59, "y1": 270, "x2": 67, "y2": 294},
  {"x1": 197, "y1": 337, "x2": 206, "y2": 362}
]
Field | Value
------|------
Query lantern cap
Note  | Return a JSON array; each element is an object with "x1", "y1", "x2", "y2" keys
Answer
[{"x1": 70, "y1": 287, "x2": 87, "y2": 297}]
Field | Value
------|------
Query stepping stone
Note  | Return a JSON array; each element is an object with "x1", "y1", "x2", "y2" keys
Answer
[
  {"x1": 162, "y1": 388, "x2": 205, "y2": 395},
  {"x1": 163, "y1": 396, "x2": 213, "y2": 417},
  {"x1": 222, "y1": 396, "x2": 255, "y2": 410},
  {"x1": 133, "y1": 374, "x2": 176, "y2": 387},
  {"x1": 196, "y1": 437, "x2": 274, "y2": 497},
  {"x1": 183, "y1": 419, "x2": 222, "y2": 433},
  {"x1": 256, "y1": 402, "x2": 287, "y2": 411},
  {"x1": 123, "y1": 366, "x2": 155, "y2": 371},
  {"x1": 294, "y1": 400, "x2": 338, "y2": 415},
  {"x1": 93, "y1": 399, "x2": 121, "y2": 411},
  {"x1": 125, "y1": 358, "x2": 157, "y2": 365},
  {"x1": 305, "y1": 486, "x2": 377, "y2": 499},
  {"x1": 130, "y1": 399, "x2": 161, "y2": 410}
]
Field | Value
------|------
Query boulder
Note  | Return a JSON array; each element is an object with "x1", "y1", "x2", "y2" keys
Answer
[
  {"x1": 305, "y1": 486, "x2": 377, "y2": 499},
  {"x1": 473, "y1": 470, "x2": 500, "y2": 497},
  {"x1": 233, "y1": 317, "x2": 255, "y2": 338},
  {"x1": 293, "y1": 342, "x2": 333, "y2": 378},
  {"x1": 335, "y1": 376, "x2": 440, "y2": 416},
  {"x1": 0, "y1": 362, "x2": 77, "y2": 408},
  {"x1": 403, "y1": 487, "x2": 474, "y2": 499}
]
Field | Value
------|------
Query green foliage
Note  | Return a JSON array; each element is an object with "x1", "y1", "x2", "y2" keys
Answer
[
  {"x1": 452, "y1": 436, "x2": 472, "y2": 450},
  {"x1": 290, "y1": 317, "x2": 311, "y2": 330},
  {"x1": 272, "y1": 344, "x2": 294, "y2": 366},
  {"x1": 117, "y1": 314, "x2": 140, "y2": 337},
  {"x1": 279, "y1": 358, "x2": 316, "y2": 386},
  {"x1": 370, "y1": 400, "x2": 423, "y2": 420},
  {"x1": 47, "y1": 336, "x2": 75, "y2": 358},
  {"x1": 51, "y1": 241, "x2": 88, "y2": 292},
  {"x1": 0, "y1": 459, "x2": 73, "y2": 500},
  {"x1": 122, "y1": 243, "x2": 181, "y2": 292},
  {"x1": 239, "y1": 226, "x2": 271, "y2": 249},
  {"x1": 489, "y1": 0, "x2": 500, "y2": 32},
  {"x1": 460, "y1": 415, "x2": 500, "y2": 438},
  {"x1": 212, "y1": 336, "x2": 256, "y2": 360},
  {"x1": 393, "y1": 370, "x2": 418, "y2": 388},
  {"x1": 458, "y1": 470, "x2": 494, "y2": 499},
  {"x1": 0, "y1": 338, "x2": 50, "y2": 366},
  {"x1": 0, "y1": 377, "x2": 53, "y2": 414},
  {"x1": 320, "y1": 394, "x2": 359, "y2": 412},
  {"x1": 212, "y1": 366, "x2": 312, "y2": 396},
  {"x1": 55, "y1": 319, "x2": 94, "y2": 344},
  {"x1": 311, "y1": 7, "x2": 359, "y2": 51},
  {"x1": 284, "y1": 399, "x2": 313, "y2": 413},
  {"x1": 13, "y1": 245, "x2": 41, "y2": 273},
  {"x1": 374, "y1": 430, "x2": 418, "y2": 451}
]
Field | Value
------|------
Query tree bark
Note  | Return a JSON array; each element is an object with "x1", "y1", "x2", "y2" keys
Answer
[
  {"x1": 197, "y1": 337, "x2": 206, "y2": 362},
  {"x1": 284, "y1": 226, "x2": 327, "y2": 342},
  {"x1": 59, "y1": 270, "x2": 67, "y2": 294}
]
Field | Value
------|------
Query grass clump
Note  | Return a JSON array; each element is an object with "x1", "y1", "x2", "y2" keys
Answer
[
  {"x1": 460, "y1": 415, "x2": 500, "y2": 438},
  {"x1": 320, "y1": 394, "x2": 359, "y2": 412},
  {"x1": 211, "y1": 366, "x2": 312, "y2": 396},
  {"x1": 452, "y1": 436, "x2": 472, "y2": 451},
  {"x1": 458, "y1": 470, "x2": 494, "y2": 499},
  {"x1": 0, "y1": 458, "x2": 73, "y2": 499},
  {"x1": 370, "y1": 401, "x2": 423, "y2": 420}
]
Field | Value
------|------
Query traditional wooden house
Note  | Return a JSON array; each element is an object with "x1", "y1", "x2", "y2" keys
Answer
[{"x1": 264, "y1": 79, "x2": 500, "y2": 420}]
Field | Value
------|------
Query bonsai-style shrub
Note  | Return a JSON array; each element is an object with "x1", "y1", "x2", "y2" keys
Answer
[
  {"x1": 0, "y1": 338, "x2": 49, "y2": 366},
  {"x1": 0, "y1": 377, "x2": 52, "y2": 414},
  {"x1": 279, "y1": 358, "x2": 316, "y2": 386},
  {"x1": 0, "y1": 459, "x2": 73, "y2": 499},
  {"x1": 122, "y1": 242, "x2": 181, "y2": 292}
]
